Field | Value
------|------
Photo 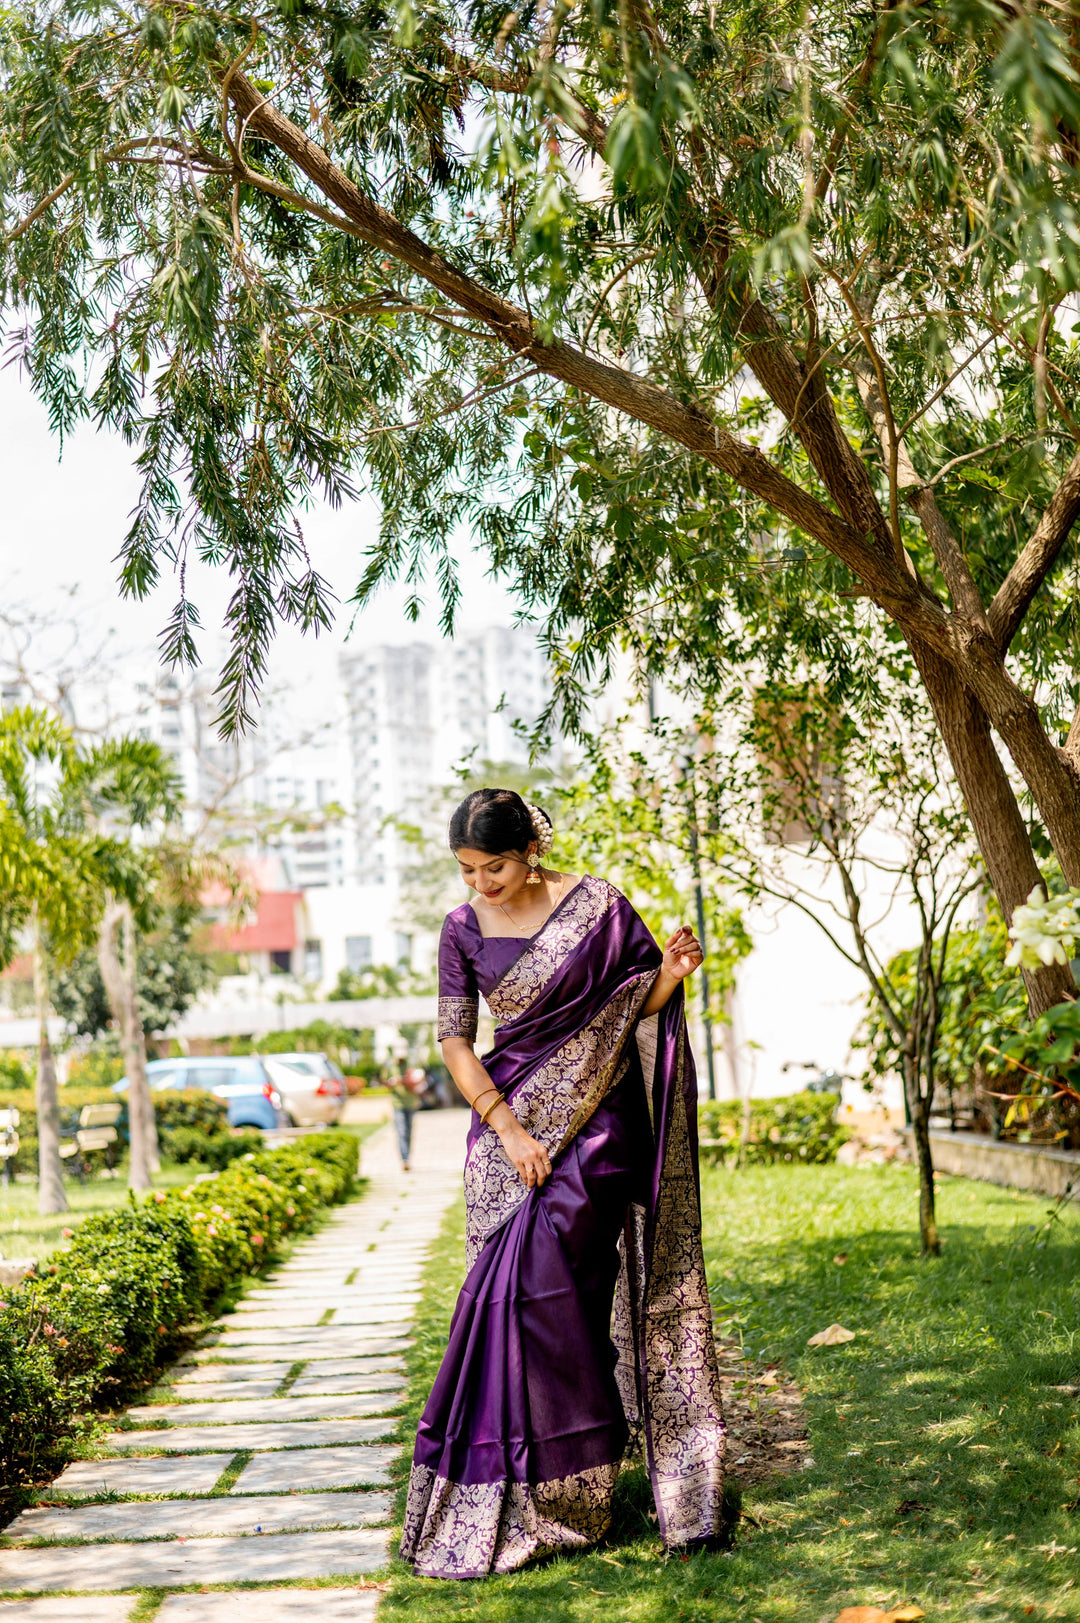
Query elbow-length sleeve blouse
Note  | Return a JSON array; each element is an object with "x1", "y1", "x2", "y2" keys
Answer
[{"x1": 437, "y1": 912, "x2": 479, "y2": 1042}]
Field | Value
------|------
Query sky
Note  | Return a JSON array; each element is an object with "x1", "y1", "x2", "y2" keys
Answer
[{"x1": 0, "y1": 359, "x2": 518, "y2": 747}]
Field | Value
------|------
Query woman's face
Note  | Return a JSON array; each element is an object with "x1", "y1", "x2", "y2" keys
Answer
[{"x1": 455, "y1": 845, "x2": 536, "y2": 905}]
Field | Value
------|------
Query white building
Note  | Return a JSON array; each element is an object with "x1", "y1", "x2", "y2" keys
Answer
[{"x1": 340, "y1": 625, "x2": 555, "y2": 890}]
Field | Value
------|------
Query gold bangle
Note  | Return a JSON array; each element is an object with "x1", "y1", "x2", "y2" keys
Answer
[
  {"x1": 479, "y1": 1093, "x2": 505, "y2": 1126},
  {"x1": 471, "y1": 1086, "x2": 500, "y2": 1113}
]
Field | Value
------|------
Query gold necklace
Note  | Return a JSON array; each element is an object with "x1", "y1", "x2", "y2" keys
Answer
[{"x1": 498, "y1": 874, "x2": 564, "y2": 936}]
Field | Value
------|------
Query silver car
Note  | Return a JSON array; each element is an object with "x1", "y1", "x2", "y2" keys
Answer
[{"x1": 261, "y1": 1053, "x2": 347, "y2": 1126}]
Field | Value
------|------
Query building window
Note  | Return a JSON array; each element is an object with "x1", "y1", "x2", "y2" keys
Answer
[
  {"x1": 270, "y1": 949, "x2": 292, "y2": 974},
  {"x1": 346, "y1": 934, "x2": 373, "y2": 972},
  {"x1": 395, "y1": 932, "x2": 412, "y2": 969},
  {"x1": 304, "y1": 939, "x2": 323, "y2": 979}
]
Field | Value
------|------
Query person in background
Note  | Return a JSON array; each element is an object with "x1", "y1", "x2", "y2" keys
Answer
[{"x1": 390, "y1": 1064, "x2": 424, "y2": 1170}]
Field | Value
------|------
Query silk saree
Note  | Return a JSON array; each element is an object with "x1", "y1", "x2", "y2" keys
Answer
[{"x1": 400, "y1": 875, "x2": 726, "y2": 1579}]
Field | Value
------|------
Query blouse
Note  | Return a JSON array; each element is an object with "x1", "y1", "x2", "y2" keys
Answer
[{"x1": 436, "y1": 903, "x2": 539, "y2": 1041}]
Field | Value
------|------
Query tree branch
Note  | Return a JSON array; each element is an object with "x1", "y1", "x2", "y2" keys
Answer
[
  {"x1": 223, "y1": 68, "x2": 945, "y2": 636},
  {"x1": 987, "y1": 441, "x2": 1080, "y2": 652}
]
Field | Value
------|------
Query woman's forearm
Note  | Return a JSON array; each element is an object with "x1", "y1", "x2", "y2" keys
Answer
[
  {"x1": 440, "y1": 1038, "x2": 548, "y2": 1179},
  {"x1": 440, "y1": 1038, "x2": 500, "y2": 1107},
  {"x1": 641, "y1": 967, "x2": 680, "y2": 1019}
]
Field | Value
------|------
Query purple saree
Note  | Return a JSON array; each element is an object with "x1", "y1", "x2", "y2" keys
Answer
[{"x1": 400, "y1": 875, "x2": 726, "y2": 1579}]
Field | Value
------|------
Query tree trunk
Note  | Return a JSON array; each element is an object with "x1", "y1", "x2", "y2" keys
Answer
[
  {"x1": 97, "y1": 897, "x2": 155, "y2": 1190},
  {"x1": 910, "y1": 1096, "x2": 940, "y2": 1257},
  {"x1": 901, "y1": 1051, "x2": 940, "y2": 1256},
  {"x1": 33, "y1": 917, "x2": 67, "y2": 1216},
  {"x1": 121, "y1": 904, "x2": 160, "y2": 1173},
  {"x1": 912, "y1": 642, "x2": 1077, "y2": 1014}
]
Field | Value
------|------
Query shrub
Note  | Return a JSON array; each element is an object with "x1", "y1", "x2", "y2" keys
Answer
[
  {"x1": 0, "y1": 1051, "x2": 34, "y2": 1091},
  {"x1": 697, "y1": 1092, "x2": 850, "y2": 1166},
  {"x1": 162, "y1": 1125, "x2": 263, "y2": 1169},
  {"x1": 0, "y1": 1130, "x2": 359, "y2": 1508},
  {"x1": 154, "y1": 1090, "x2": 229, "y2": 1135},
  {"x1": 66, "y1": 1046, "x2": 125, "y2": 1088}
]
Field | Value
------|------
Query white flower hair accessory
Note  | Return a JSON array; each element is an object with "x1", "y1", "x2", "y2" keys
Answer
[{"x1": 526, "y1": 802, "x2": 554, "y2": 855}]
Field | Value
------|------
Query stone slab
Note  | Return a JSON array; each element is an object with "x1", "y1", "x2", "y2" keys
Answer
[
  {"x1": 0, "y1": 1529, "x2": 391, "y2": 1593},
  {"x1": 189, "y1": 1338, "x2": 410, "y2": 1364},
  {"x1": 158, "y1": 1380, "x2": 283, "y2": 1402},
  {"x1": 329, "y1": 1304, "x2": 421, "y2": 1326},
  {"x1": 209, "y1": 1327, "x2": 411, "y2": 1350},
  {"x1": 243, "y1": 1285, "x2": 422, "y2": 1301},
  {"x1": 126, "y1": 1393, "x2": 398, "y2": 1426},
  {"x1": 290, "y1": 1373, "x2": 405, "y2": 1398},
  {"x1": 295, "y1": 1354, "x2": 405, "y2": 1375},
  {"x1": 156, "y1": 1591, "x2": 379, "y2": 1623},
  {"x1": 230, "y1": 1445, "x2": 398, "y2": 1493},
  {"x1": 219, "y1": 1304, "x2": 413, "y2": 1328},
  {"x1": 0, "y1": 1600, "x2": 136, "y2": 1621},
  {"x1": 7, "y1": 1492, "x2": 392, "y2": 1544},
  {"x1": 173, "y1": 1363, "x2": 294, "y2": 1386},
  {"x1": 105, "y1": 1418, "x2": 394, "y2": 1453},
  {"x1": 50, "y1": 1455, "x2": 233, "y2": 1499}
]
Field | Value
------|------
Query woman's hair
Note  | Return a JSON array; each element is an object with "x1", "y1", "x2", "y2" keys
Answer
[{"x1": 448, "y1": 788, "x2": 552, "y2": 857}]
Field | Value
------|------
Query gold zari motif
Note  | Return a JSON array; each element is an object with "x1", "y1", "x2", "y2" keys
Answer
[
  {"x1": 402, "y1": 1460, "x2": 619, "y2": 1578},
  {"x1": 437, "y1": 994, "x2": 479, "y2": 1041}
]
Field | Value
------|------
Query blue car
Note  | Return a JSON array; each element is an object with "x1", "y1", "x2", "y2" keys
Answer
[{"x1": 113, "y1": 1056, "x2": 289, "y2": 1131}]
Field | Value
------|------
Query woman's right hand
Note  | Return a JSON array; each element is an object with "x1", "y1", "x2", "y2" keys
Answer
[{"x1": 496, "y1": 1119, "x2": 553, "y2": 1188}]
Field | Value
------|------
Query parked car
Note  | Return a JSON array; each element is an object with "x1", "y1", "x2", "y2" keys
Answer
[
  {"x1": 261, "y1": 1053, "x2": 347, "y2": 1127},
  {"x1": 113, "y1": 1056, "x2": 289, "y2": 1131}
]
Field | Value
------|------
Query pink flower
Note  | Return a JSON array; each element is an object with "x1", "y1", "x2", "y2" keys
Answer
[
  {"x1": 284, "y1": 1205, "x2": 295, "y2": 1217},
  {"x1": 153, "y1": 1192, "x2": 167, "y2": 1204},
  {"x1": 56, "y1": 1336, "x2": 69, "y2": 1347},
  {"x1": 43, "y1": 1324, "x2": 56, "y2": 1337},
  {"x1": 157, "y1": 1326, "x2": 168, "y2": 1336},
  {"x1": 61, "y1": 1228, "x2": 74, "y2": 1239},
  {"x1": 250, "y1": 1233, "x2": 264, "y2": 1247},
  {"x1": 206, "y1": 1225, "x2": 218, "y2": 1237}
]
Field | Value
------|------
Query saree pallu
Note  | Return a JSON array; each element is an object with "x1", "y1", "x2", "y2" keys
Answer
[{"x1": 400, "y1": 876, "x2": 726, "y2": 1578}]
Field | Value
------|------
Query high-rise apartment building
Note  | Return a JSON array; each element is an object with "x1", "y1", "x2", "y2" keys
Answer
[{"x1": 341, "y1": 626, "x2": 555, "y2": 887}]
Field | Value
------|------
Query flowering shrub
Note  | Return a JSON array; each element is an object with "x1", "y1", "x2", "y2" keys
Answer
[{"x1": 0, "y1": 1131, "x2": 358, "y2": 1511}]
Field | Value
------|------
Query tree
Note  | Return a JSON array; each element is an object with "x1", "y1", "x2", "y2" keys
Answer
[
  {"x1": 0, "y1": 710, "x2": 121, "y2": 1212},
  {"x1": 52, "y1": 907, "x2": 216, "y2": 1043},
  {"x1": 656, "y1": 660, "x2": 982, "y2": 1254},
  {"x1": 4, "y1": 0, "x2": 1080, "y2": 1015},
  {"x1": 69, "y1": 739, "x2": 186, "y2": 1187}
]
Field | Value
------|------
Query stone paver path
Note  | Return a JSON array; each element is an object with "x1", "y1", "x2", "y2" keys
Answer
[{"x1": 0, "y1": 1112, "x2": 467, "y2": 1622}]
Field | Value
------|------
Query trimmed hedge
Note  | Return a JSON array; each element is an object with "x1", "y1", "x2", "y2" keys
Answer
[
  {"x1": 0, "y1": 1130, "x2": 359, "y2": 1508},
  {"x1": 163, "y1": 1125, "x2": 263, "y2": 1169},
  {"x1": 698, "y1": 1091, "x2": 850, "y2": 1166}
]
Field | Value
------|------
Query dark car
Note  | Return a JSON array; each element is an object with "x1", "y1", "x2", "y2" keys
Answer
[{"x1": 113, "y1": 1056, "x2": 289, "y2": 1130}]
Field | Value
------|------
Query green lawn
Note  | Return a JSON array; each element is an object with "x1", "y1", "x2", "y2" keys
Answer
[
  {"x1": 386, "y1": 1163, "x2": 1080, "y2": 1622},
  {"x1": 0, "y1": 1164, "x2": 198, "y2": 1262}
]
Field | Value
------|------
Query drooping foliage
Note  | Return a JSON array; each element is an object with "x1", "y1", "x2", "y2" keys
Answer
[{"x1": 4, "y1": 0, "x2": 1080, "y2": 1017}]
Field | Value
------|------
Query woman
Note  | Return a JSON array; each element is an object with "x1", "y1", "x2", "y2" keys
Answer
[{"x1": 400, "y1": 788, "x2": 726, "y2": 1579}]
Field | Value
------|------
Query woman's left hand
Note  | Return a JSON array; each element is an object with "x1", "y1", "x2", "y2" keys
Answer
[{"x1": 662, "y1": 926, "x2": 703, "y2": 980}]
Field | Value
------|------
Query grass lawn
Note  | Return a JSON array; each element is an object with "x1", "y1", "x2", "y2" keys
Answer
[
  {"x1": 386, "y1": 1163, "x2": 1080, "y2": 1622},
  {"x1": 0, "y1": 1164, "x2": 198, "y2": 1262}
]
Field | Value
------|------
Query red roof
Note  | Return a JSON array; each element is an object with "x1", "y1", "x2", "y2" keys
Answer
[{"x1": 212, "y1": 892, "x2": 302, "y2": 953}]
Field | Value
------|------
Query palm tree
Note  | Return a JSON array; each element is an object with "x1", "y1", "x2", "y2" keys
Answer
[
  {"x1": 0, "y1": 710, "x2": 115, "y2": 1213},
  {"x1": 72, "y1": 739, "x2": 183, "y2": 1189}
]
